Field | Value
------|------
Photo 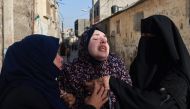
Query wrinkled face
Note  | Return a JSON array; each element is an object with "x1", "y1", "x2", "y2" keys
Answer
[
  {"x1": 88, "y1": 30, "x2": 110, "y2": 61},
  {"x1": 53, "y1": 54, "x2": 64, "y2": 70}
]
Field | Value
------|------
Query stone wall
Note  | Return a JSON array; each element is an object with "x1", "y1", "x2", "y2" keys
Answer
[
  {"x1": 0, "y1": 0, "x2": 2, "y2": 68},
  {"x1": 14, "y1": 0, "x2": 33, "y2": 41},
  {"x1": 0, "y1": 0, "x2": 61, "y2": 68},
  {"x1": 99, "y1": 0, "x2": 190, "y2": 68}
]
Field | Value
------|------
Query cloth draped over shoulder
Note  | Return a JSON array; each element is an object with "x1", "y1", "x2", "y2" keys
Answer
[
  {"x1": 109, "y1": 15, "x2": 190, "y2": 109},
  {"x1": 0, "y1": 34, "x2": 67, "y2": 109},
  {"x1": 61, "y1": 27, "x2": 132, "y2": 109}
]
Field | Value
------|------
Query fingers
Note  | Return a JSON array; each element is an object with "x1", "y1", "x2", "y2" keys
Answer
[
  {"x1": 60, "y1": 92, "x2": 76, "y2": 108},
  {"x1": 85, "y1": 80, "x2": 95, "y2": 94},
  {"x1": 97, "y1": 86, "x2": 109, "y2": 108},
  {"x1": 93, "y1": 80, "x2": 101, "y2": 95},
  {"x1": 95, "y1": 82, "x2": 108, "y2": 101},
  {"x1": 85, "y1": 81, "x2": 94, "y2": 88},
  {"x1": 102, "y1": 76, "x2": 110, "y2": 90},
  {"x1": 98, "y1": 86, "x2": 108, "y2": 102},
  {"x1": 97, "y1": 78, "x2": 104, "y2": 86},
  {"x1": 85, "y1": 79, "x2": 109, "y2": 109},
  {"x1": 86, "y1": 78, "x2": 109, "y2": 99},
  {"x1": 102, "y1": 96, "x2": 108, "y2": 105},
  {"x1": 101, "y1": 89, "x2": 108, "y2": 100},
  {"x1": 60, "y1": 90, "x2": 67, "y2": 98},
  {"x1": 64, "y1": 94, "x2": 74, "y2": 101},
  {"x1": 97, "y1": 85, "x2": 104, "y2": 97},
  {"x1": 67, "y1": 95, "x2": 76, "y2": 108}
]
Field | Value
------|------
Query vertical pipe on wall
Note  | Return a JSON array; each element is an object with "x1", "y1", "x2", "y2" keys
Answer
[{"x1": 2, "y1": 0, "x2": 4, "y2": 61}]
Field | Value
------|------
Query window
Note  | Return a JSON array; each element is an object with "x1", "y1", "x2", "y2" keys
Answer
[
  {"x1": 116, "y1": 20, "x2": 120, "y2": 34},
  {"x1": 94, "y1": 6, "x2": 99, "y2": 17},
  {"x1": 133, "y1": 12, "x2": 144, "y2": 31}
]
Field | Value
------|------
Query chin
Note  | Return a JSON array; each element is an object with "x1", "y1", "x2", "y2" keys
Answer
[{"x1": 97, "y1": 55, "x2": 108, "y2": 61}]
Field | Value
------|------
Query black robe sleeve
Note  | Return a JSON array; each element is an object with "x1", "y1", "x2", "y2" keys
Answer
[
  {"x1": 109, "y1": 76, "x2": 187, "y2": 109},
  {"x1": 1, "y1": 86, "x2": 52, "y2": 109},
  {"x1": 82, "y1": 104, "x2": 96, "y2": 109}
]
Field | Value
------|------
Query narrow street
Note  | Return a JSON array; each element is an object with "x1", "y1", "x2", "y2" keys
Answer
[{"x1": 68, "y1": 49, "x2": 78, "y2": 62}]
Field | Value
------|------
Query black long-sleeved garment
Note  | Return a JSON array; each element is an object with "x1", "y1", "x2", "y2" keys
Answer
[
  {"x1": 0, "y1": 35, "x2": 67, "y2": 109},
  {"x1": 1, "y1": 86, "x2": 52, "y2": 109},
  {"x1": 108, "y1": 15, "x2": 190, "y2": 109},
  {"x1": 109, "y1": 73, "x2": 188, "y2": 109}
]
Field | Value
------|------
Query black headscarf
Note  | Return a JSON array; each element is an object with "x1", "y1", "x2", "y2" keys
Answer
[
  {"x1": 130, "y1": 15, "x2": 190, "y2": 91},
  {"x1": 78, "y1": 26, "x2": 105, "y2": 64},
  {"x1": 0, "y1": 34, "x2": 67, "y2": 109}
]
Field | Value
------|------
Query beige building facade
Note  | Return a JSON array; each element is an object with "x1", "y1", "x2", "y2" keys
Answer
[
  {"x1": 0, "y1": 0, "x2": 3, "y2": 67},
  {"x1": 90, "y1": 0, "x2": 139, "y2": 24},
  {"x1": 97, "y1": 0, "x2": 190, "y2": 68},
  {"x1": 0, "y1": 0, "x2": 61, "y2": 68},
  {"x1": 34, "y1": 0, "x2": 61, "y2": 37},
  {"x1": 74, "y1": 19, "x2": 90, "y2": 37}
]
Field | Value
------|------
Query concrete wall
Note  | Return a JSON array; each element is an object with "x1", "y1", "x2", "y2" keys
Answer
[
  {"x1": 92, "y1": 0, "x2": 139, "y2": 23},
  {"x1": 98, "y1": 0, "x2": 190, "y2": 68},
  {"x1": 0, "y1": 0, "x2": 2, "y2": 68},
  {"x1": 0, "y1": 0, "x2": 61, "y2": 68},
  {"x1": 99, "y1": 0, "x2": 139, "y2": 21},
  {"x1": 3, "y1": 0, "x2": 14, "y2": 48},
  {"x1": 0, "y1": 0, "x2": 33, "y2": 68},
  {"x1": 75, "y1": 19, "x2": 90, "y2": 37},
  {"x1": 14, "y1": 0, "x2": 33, "y2": 41},
  {"x1": 109, "y1": 10, "x2": 139, "y2": 67},
  {"x1": 34, "y1": 0, "x2": 60, "y2": 37}
]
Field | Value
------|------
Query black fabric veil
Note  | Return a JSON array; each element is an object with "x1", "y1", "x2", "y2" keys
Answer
[
  {"x1": 108, "y1": 15, "x2": 190, "y2": 109},
  {"x1": 130, "y1": 15, "x2": 190, "y2": 90},
  {"x1": 0, "y1": 34, "x2": 67, "y2": 109}
]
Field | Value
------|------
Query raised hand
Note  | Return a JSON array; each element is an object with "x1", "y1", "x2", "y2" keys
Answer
[
  {"x1": 85, "y1": 80, "x2": 108, "y2": 109},
  {"x1": 102, "y1": 76, "x2": 110, "y2": 90},
  {"x1": 60, "y1": 90, "x2": 76, "y2": 108}
]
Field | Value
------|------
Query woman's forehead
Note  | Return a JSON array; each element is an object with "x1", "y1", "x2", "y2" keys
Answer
[
  {"x1": 92, "y1": 30, "x2": 106, "y2": 37},
  {"x1": 93, "y1": 30, "x2": 104, "y2": 34}
]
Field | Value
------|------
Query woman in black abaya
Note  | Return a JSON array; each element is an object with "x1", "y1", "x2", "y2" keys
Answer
[
  {"x1": 0, "y1": 35, "x2": 67, "y2": 109},
  {"x1": 103, "y1": 15, "x2": 190, "y2": 109}
]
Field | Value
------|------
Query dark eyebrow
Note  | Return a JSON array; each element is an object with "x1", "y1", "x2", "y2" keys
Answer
[{"x1": 93, "y1": 33, "x2": 100, "y2": 35}]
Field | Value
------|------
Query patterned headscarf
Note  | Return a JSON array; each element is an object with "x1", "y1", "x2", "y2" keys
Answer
[{"x1": 61, "y1": 27, "x2": 131, "y2": 109}]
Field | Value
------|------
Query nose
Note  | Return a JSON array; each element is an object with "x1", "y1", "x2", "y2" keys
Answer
[{"x1": 100, "y1": 37, "x2": 107, "y2": 44}]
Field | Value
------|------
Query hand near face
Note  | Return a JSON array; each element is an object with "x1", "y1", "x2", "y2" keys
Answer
[
  {"x1": 60, "y1": 90, "x2": 76, "y2": 108},
  {"x1": 85, "y1": 80, "x2": 108, "y2": 109}
]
